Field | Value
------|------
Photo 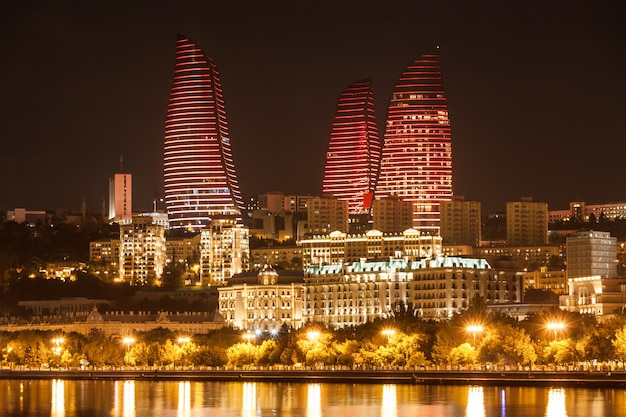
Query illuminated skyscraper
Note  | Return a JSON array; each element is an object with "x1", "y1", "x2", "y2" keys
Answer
[
  {"x1": 322, "y1": 79, "x2": 381, "y2": 214},
  {"x1": 164, "y1": 35, "x2": 244, "y2": 230},
  {"x1": 376, "y1": 53, "x2": 453, "y2": 234}
]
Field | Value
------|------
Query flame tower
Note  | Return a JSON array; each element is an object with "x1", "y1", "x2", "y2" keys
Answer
[
  {"x1": 322, "y1": 79, "x2": 381, "y2": 214},
  {"x1": 376, "y1": 53, "x2": 453, "y2": 233},
  {"x1": 164, "y1": 35, "x2": 244, "y2": 230}
]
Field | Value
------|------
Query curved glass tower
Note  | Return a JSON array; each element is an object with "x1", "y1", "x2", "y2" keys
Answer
[
  {"x1": 164, "y1": 35, "x2": 244, "y2": 230},
  {"x1": 376, "y1": 53, "x2": 453, "y2": 234},
  {"x1": 322, "y1": 79, "x2": 381, "y2": 214}
]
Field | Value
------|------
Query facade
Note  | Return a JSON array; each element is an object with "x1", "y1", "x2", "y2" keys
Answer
[
  {"x1": 90, "y1": 238, "x2": 121, "y2": 267},
  {"x1": 165, "y1": 234, "x2": 201, "y2": 265},
  {"x1": 298, "y1": 229, "x2": 442, "y2": 269},
  {"x1": 108, "y1": 172, "x2": 132, "y2": 223},
  {"x1": 376, "y1": 53, "x2": 453, "y2": 234},
  {"x1": 199, "y1": 218, "x2": 250, "y2": 286},
  {"x1": 304, "y1": 256, "x2": 520, "y2": 327},
  {"x1": 305, "y1": 196, "x2": 349, "y2": 234},
  {"x1": 549, "y1": 201, "x2": 626, "y2": 223},
  {"x1": 522, "y1": 267, "x2": 568, "y2": 295},
  {"x1": 566, "y1": 230, "x2": 617, "y2": 279},
  {"x1": 163, "y1": 35, "x2": 244, "y2": 231},
  {"x1": 506, "y1": 197, "x2": 548, "y2": 246},
  {"x1": 322, "y1": 79, "x2": 381, "y2": 214},
  {"x1": 372, "y1": 195, "x2": 414, "y2": 233},
  {"x1": 439, "y1": 196, "x2": 481, "y2": 247},
  {"x1": 251, "y1": 246, "x2": 304, "y2": 270},
  {"x1": 218, "y1": 266, "x2": 305, "y2": 332},
  {"x1": 119, "y1": 215, "x2": 167, "y2": 285},
  {"x1": 559, "y1": 276, "x2": 626, "y2": 317}
]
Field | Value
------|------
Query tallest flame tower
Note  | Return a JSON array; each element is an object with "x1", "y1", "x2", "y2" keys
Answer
[
  {"x1": 376, "y1": 53, "x2": 453, "y2": 234},
  {"x1": 164, "y1": 35, "x2": 244, "y2": 230}
]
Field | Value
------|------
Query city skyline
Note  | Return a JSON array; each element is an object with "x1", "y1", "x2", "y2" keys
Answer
[{"x1": 0, "y1": 2, "x2": 624, "y2": 215}]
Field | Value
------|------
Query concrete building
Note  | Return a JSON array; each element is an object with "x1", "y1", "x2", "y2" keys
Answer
[
  {"x1": 298, "y1": 229, "x2": 442, "y2": 269},
  {"x1": 372, "y1": 195, "x2": 413, "y2": 233},
  {"x1": 305, "y1": 196, "x2": 348, "y2": 234},
  {"x1": 522, "y1": 267, "x2": 568, "y2": 294},
  {"x1": 251, "y1": 246, "x2": 304, "y2": 270},
  {"x1": 218, "y1": 266, "x2": 304, "y2": 332},
  {"x1": 303, "y1": 256, "x2": 521, "y2": 327},
  {"x1": 440, "y1": 196, "x2": 481, "y2": 247},
  {"x1": 566, "y1": 230, "x2": 617, "y2": 279},
  {"x1": 119, "y1": 215, "x2": 166, "y2": 285},
  {"x1": 506, "y1": 197, "x2": 548, "y2": 246},
  {"x1": 199, "y1": 218, "x2": 250, "y2": 286},
  {"x1": 549, "y1": 201, "x2": 626, "y2": 223}
]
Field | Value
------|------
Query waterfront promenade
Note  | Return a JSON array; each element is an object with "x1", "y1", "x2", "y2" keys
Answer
[{"x1": 1, "y1": 368, "x2": 625, "y2": 387}]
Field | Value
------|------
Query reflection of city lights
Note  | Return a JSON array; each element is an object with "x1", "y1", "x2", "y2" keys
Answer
[
  {"x1": 382, "y1": 384, "x2": 397, "y2": 417},
  {"x1": 177, "y1": 381, "x2": 191, "y2": 417},
  {"x1": 242, "y1": 382, "x2": 257, "y2": 417},
  {"x1": 123, "y1": 380, "x2": 135, "y2": 417},
  {"x1": 466, "y1": 386, "x2": 485, "y2": 417},
  {"x1": 546, "y1": 388, "x2": 568, "y2": 417},
  {"x1": 51, "y1": 379, "x2": 65, "y2": 417},
  {"x1": 307, "y1": 383, "x2": 321, "y2": 417}
]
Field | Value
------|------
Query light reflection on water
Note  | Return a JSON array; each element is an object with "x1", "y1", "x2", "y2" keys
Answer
[{"x1": 0, "y1": 379, "x2": 622, "y2": 416}]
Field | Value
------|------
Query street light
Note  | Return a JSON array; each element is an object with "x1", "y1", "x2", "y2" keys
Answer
[
  {"x1": 381, "y1": 329, "x2": 396, "y2": 343},
  {"x1": 51, "y1": 337, "x2": 64, "y2": 356},
  {"x1": 177, "y1": 337, "x2": 191, "y2": 345},
  {"x1": 466, "y1": 325, "x2": 484, "y2": 346},
  {"x1": 242, "y1": 332, "x2": 255, "y2": 343},
  {"x1": 547, "y1": 322, "x2": 565, "y2": 341},
  {"x1": 122, "y1": 337, "x2": 135, "y2": 366}
]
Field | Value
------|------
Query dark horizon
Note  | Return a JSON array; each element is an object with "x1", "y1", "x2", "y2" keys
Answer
[{"x1": 1, "y1": 1, "x2": 624, "y2": 215}]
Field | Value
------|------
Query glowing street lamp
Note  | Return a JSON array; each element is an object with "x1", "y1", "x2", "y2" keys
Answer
[
  {"x1": 242, "y1": 332, "x2": 255, "y2": 343},
  {"x1": 51, "y1": 337, "x2": 65, "y2": 356},
  {"x1": 466, "y1": 325, "x2": 484, "y2": 346},
  {"x1": 547, "y1": 322, "x2": 565, "y2": 341},
  {"x1": 177, "y1": 337, "x2": 191, "y2": 345},
  {"x1": 381, "y1": 329, "x2": 396, "y2": 343}
]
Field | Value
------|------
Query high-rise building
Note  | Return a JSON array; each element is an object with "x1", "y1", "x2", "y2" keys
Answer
[
  {"x1": 163, "y1": 35, "x2": 244, "y2": 231},
  {"x1": 322, "y1": 79, "x2": 381, "y2": 214},
  {"x1": 108, "y1": 173, "x2": 132, "y2": 223},
  {"x1": 199, "y1": 218, "x2": 250, "y2": 286},
  {"x1": 305, "y1": 196, "x2": 348, "y2": 234},
  {"x1": 372, "y1": 195, "x2": 414, "y2": 233},
  {"x1": 566, "y1": 231, "x2": 617, "y2": 279},
  {"x1": 506, "y1": 197, "x2": 548, "y2": 246},
  {"x1": 119, "y1": 215, "x2": 166, "y2": 285},
  {"x1": 376, "y1": 53, "x2": 453, "y2": 234},
  {"x1": 440, "y1": 196, "x2": 481, "y2": 247}
]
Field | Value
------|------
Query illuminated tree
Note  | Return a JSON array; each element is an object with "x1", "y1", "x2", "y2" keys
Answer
[
  {"x1": 613, "y1": 326, "x2": 626, "y2": 359},
  {"x1": 447, "y1": 343, "x2": 478, "y2": 366},
  {"x1": 544, "y1": 339, "x2": 583, "y2": 365},
  {"x1": 226, "y1": 342, "x2": 259, "y2": 366}
]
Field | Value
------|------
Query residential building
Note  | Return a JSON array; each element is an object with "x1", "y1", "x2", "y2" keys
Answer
[
  {"x1": 440, "y1": 196, "x2": 481, "y2": 247},
  {"x1": 566, "y1": 231, "x2": 617, "y2": 279},
  {"x1": 119, "y1": 215, "x2": 166, "y2": 285},
  {"x1": 163, "y1": 34, "x2": 244, "y2": 231},
  {"x1": 199, "y1": 218, "x2": 250, "y2": 286},
  {"x1": 305, "y1": 196, "x2": 348, "y2": 234},
  {"x1": 372, "y1": 195, "x2": 414, "y2": 233},
  {"x1": 322, "y1": 79, "x2": 381, "y2": 215},
  {"x1": 506, "y1": 197, "x2": 548, "y2": 246}
]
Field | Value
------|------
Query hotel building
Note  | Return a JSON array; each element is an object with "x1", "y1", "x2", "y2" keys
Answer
[{"x1": 163, "y1": 35, "x2": 244, "y2": 231}]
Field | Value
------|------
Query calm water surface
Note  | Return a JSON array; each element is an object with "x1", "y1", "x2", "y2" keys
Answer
[{"x1": 0, "y1": 379, "x2": 624, "y2": 417}]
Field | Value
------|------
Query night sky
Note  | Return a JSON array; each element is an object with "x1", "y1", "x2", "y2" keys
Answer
[{"x1": 1, "y1": 1, "x2": 624, "y2": 215}]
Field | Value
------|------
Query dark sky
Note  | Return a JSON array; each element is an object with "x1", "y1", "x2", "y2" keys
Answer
[{"x1": 1, "y1": 1, "x2": 624, "y2": 215}]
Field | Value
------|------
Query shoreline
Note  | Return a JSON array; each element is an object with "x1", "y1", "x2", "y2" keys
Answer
[{"x1": 1, "y1": 369, "x2": 625, "y2": 387}]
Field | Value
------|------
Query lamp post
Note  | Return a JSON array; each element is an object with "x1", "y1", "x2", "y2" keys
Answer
[
  {"x1": 51, "y1": 337, "x2": 64, "y2": 356},
  {"x1": 243, "y1": 332, "x2": 255, "y2": 344},
  {"x1": 547, "y1": 322, "x2": 565, "y2": 341},
  {"x1": 466, "y1": 325, "x2": 484, "y2": 346}
]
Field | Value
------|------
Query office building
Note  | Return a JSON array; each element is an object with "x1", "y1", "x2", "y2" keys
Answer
[
  {"x1": 108, "y1": 172, "x2": 132, "y2": 223},
  {"x1": 376, "y1": 53, "x2": 453, "y2": 234}
]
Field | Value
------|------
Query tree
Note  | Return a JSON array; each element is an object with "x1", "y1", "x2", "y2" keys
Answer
[
  {"x1": 613, "y1": 326, "x2": 626, "y2": 359},
  {"x1": 448, "y1": 343, "x2": 478, "y2": 366}
]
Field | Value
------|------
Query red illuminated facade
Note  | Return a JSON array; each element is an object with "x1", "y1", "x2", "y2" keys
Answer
[
  {"x1": 322, "y1": 79, "x2": 381, "y2": 214},
  {"x1": 376, "y1": 53, "x2": 453, "y2": 234},
  {"x1": 164, "y1": 35, "x2": 244, "y2": 230}
]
